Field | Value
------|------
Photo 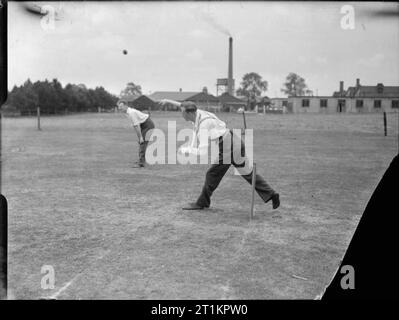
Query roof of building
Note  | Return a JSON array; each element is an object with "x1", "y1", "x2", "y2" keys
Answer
[
  {"x1": 353, "y1": 85, "x2": 399, "y2": 98},
  {"x1": 185, "y1": 92, "x2": 219, "y2": 103},
  {"x1": 256, "y1": 96, "x2": 270, "y2": 103},
  {"x1": 333, "y1": 82, "x2": 399, "y2": 98},
  {"x1": 131, "y1": 95, "x2": 157, "y2": 108},
  {"x1": 118, "y1": 94, "x2": 157, "y2": 110},
  {"x1": 147, "y1": 91, "x2": 199, "y2": 102},
  {"x1": 345, "y1": 87, "x2": 358, "y2": 97},
  {"x1": 332, "y1": 91, "x2": 345, "y2": 97},
  {"x1": 217, "y1": 92, "x2": 246, "y2": 104}
]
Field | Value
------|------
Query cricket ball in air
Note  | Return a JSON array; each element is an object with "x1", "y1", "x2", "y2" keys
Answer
[{"x1": 123, "y1": 50, "x2": 128, "y2": 55}]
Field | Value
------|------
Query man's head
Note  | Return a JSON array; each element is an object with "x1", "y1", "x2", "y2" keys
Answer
[
  {"x1": 117, "y1": 101, "x2": 128, "y2": 112},
  {"x1": 180, "y1": 101, "x2": 197, "y2": 122}
]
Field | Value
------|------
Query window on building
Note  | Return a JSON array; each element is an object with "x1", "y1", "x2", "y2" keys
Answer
[
  {"x1": 282, "y1": 100, "x2": 288, "y2": 107},
  {"x1": 302, "y1": 99, "x2": 310, "y2": 107},
  {"x1": 374, "y1": 100, "x2": 382, "y2": 108},
  {"x1": 356, "y1": 100, "x2": 364, "y2": 108},
  {"x1": 320, "y1": 99, "x2": 328, "y2": 108},
  {"x1": 392, "y1": 100, "x2": 399, "y2": 109}
]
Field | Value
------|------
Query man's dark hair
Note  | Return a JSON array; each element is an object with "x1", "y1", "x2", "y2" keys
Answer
[{"x1": 180, "y1": 101, "x2": 197, "y2": 113}]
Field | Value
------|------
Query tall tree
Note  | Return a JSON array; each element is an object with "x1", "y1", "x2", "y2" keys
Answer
[
  {"x1": 93, "y1": 86, "x2": 118, "y2": 111},
  {"x1": 9, "y1": 79, "x2": 39, "y2": 115},
  {"x1": 74, "y1": 85, "x2": 91, "y2": 112},
  {"x1": 65, "y1": 83, "x2": 78, "y2": 112},
  {"x1": 23, "y1": 80, "x2": 39, "y2": 114},
  {"x1": 120, "y1": 82, "x2": 142, "y2": 97},
  {"x1": 236, "y1": 72, "x2": 268, "y2": 99},
  {"x1": 33, "y1": 80, "x2": 51, "y2": 114},
  {"x1": 281, "y1": 73, "x2": 312, "y2": 97},
  {"x1": 51, "y1": 78, "x2": 67, "y2": 114},
  {"x1": 7, "y1": 86, "x2": 26, "y2": 114}
]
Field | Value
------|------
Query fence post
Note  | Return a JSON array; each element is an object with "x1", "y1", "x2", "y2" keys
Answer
[
  {"x1": 383, "y1": 111, "x2": 387, "y2": 136},
  {"x1": 37, "y1": 106, "x2": 41, "y2": 131}
]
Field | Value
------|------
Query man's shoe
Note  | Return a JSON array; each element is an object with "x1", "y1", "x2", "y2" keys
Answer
[
  {"x1": 182, "y1": 202, "x2": 205, "y2": 210},
  {"x1": 131, "y1": 163, "x2": 145, "y2": 168},
  {"x1": 266, "y1": 193, "x2": 280, "y2": 209},
  {"x1": 271, "y1": 193, "x2": 280, "y2": 209}
]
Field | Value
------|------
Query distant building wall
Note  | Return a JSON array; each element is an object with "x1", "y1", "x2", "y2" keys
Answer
[
  {"x1": 287, "y1": 96, "x2": 399, "y2": 114},
  {"x1": 348, "y1": 97, "x2": 399, "y2": 113},
  {"x1": 271, "y1": 99, "x2": 283, "y2": 108},
  {"x1": 290, "y1": 97, "x2": 332, "y2": 113},
  {"x1": 319, "y1": 98, "x2": 340, "y2": 114}
]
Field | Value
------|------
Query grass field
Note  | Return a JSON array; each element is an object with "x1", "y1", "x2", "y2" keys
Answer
[{"x1": 2, "y1": 111, "x2": 398, "y2": 299}]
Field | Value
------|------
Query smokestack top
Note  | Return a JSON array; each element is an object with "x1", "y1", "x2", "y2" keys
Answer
[
  {"x1": 339, "y1": 81, "x2": 344, "y2": 93},
  {"x1": 227, "y1": 36, "x2": 234, "y2": 96}
]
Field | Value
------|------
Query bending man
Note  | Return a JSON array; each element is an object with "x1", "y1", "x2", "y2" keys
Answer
[
  {"x1": 160, "y1": 99, "x2": 280, "y2": 210},
  {"x1": 118, "y1": 101, "x2": 155, "y2": 168}
]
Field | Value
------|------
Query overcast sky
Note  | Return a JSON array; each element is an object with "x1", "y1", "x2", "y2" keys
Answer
[{"x1": 8, "y1": 1, "x2": 399, "y2": 97}]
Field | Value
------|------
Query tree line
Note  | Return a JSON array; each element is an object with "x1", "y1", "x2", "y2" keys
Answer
[
  {"x1": 6, "y1": 79, "x2": 119, "y2": 115},
  {"x1": 5, "y1": 72, "x2": 312, "y2": 115}
]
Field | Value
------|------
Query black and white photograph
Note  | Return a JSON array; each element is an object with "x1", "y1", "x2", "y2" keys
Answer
[{"x1": 1, "y1": 1, "x2": 399, "y2": 302}]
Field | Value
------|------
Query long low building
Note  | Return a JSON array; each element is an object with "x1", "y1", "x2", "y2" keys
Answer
[
  {"x1": 148, "y1": 88, "x2": 246, "y2": 112},
  {"x1": 288, "y1": 96, "x2": 399, "y2": 114},
  {"x1": 271, "y1": 79, "x2": 399, "y2": 114}
]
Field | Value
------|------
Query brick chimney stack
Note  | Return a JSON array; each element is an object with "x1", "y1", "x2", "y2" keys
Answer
[
  {"x1": 339, "y1": 81, "x2": 344, "y2": 93},
  {"x1": 227, "y1": 37, "x2": 234, "y2": 96}
]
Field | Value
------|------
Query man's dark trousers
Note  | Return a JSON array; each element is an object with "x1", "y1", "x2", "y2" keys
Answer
[
  {"x1": 138, "y1": 117, "x2": 155, "y2": 165},
  {"x1": 196, "y1": 130, "x2": 276, "y2": 208}
]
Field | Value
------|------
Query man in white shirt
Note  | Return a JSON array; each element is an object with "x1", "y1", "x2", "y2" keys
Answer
[
  {"x1": 160, "y1": 99, "x2": 280, "y2": 211},
  {"x1": 118, "y1": 101, "x2": 155, "y2": 167}
]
